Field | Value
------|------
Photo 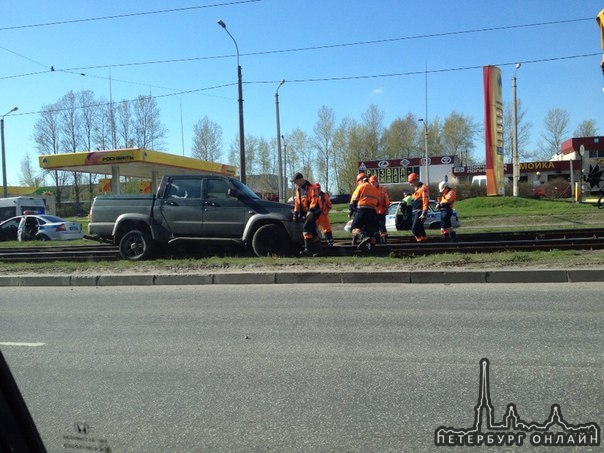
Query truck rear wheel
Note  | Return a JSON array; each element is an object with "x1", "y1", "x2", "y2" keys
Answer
[
  {"x1": 119, "y1": 230, "x2": 153, "y2": 260},
  {"x1": 252, "y1": 224, "x2": 290, "y2": 257}
]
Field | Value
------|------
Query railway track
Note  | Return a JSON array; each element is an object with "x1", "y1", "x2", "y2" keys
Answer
[
  {"x1": 326, "y1": 227, "x2": 604, "y2": 256},
  {"x1": 0, "y1": 228, "x2": 602, "y2": 262},
  {"x1": 0, "y1": 244, "x2": 120, "y2": 262}
]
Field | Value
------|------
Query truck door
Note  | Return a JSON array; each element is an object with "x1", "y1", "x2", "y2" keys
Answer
[
  {"x1": 201, "y1": 178, "x2": 247, "y2": 237},
  {"x1": 158, "y1": 178, "x2": 204, "y2": 236}
]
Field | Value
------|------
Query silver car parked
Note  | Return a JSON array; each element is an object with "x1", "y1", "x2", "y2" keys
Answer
[
  {"x1": 0, "y1": 215, "x2": 83, "y2": 241},
  {"x1": 385, "y1": 201, "x2": 460, "y2": 232}
]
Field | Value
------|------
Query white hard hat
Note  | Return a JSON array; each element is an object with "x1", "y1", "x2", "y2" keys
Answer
[{"x1": 438, "y1": 181, "x2": 449, "y2": 192}]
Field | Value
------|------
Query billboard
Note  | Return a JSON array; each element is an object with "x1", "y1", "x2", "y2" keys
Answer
[{"x1": 483, "y1": 66, "x2": 505, "y2": 196}]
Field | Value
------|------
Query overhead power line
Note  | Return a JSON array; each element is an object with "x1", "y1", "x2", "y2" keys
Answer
[
  {"x1": 57, "y1": 17, "x2": 593, "y2": 72},
  {"x1": 0, "y1": 16, "x2": 593, "y2": 80},
  {"x1": 0, "y1": 0, "x2": 261, "y2": 31},
  {"x1": 252, "y1": 53, "x2": 600, "y2": 85},
  {"x1": 11, "y1": 52, "x2": 598, "y2": 118}
]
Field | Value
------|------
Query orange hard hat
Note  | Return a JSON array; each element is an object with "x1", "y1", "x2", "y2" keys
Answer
[
  {"x1": 407, "y1": 172, "x2": 419, "y2": 183},
  {"x1": 356, "y1": 173, "x2": 367, "y2": 183},
  {"x1": 369, "y1": 175, "x2": 378, "y2": 183}
]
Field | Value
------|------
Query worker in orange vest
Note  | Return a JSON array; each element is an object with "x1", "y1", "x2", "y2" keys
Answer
[
  {"x1": 370, "y1": 175, "x2": 390, "y2": 243},
  {"x1": 437, "y1": 181, "x2": 457, "y2": 241},
  {"x1": 408, "y1": 172, "x2": 429, "y2": 242},
  {"x1": 292, "y1": 172, "x2": 322, "y2": 256},
  {"x1": 348, "y1": 173, "x2": 379, "y2": 249},
  {"x1": 315, "y1": 183, "x2": 334, "y2": 247}
]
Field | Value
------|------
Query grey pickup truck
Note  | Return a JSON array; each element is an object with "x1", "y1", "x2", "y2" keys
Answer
[{"x1": 88, "y1": 174, "x2": 302, "y2": 260}]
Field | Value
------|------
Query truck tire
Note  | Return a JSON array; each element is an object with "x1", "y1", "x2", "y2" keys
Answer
[
  {"x1": 252, "y1": 224, "x2": 290, "y2": 257},
  {"x1": 119, "y1": 230, "x2": 153, "y2": 260}
]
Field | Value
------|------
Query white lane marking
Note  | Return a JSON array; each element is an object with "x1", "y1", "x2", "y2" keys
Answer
[{"x1": 0, "y1": 342, "x2": 45, "y2": 347}]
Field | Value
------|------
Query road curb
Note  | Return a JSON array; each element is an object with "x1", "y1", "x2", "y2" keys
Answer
[{"x1": 0, "y1": 269, "x2": 602, "y2": 286}]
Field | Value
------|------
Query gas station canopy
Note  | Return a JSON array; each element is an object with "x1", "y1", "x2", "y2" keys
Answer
[{"x1": 38, "y1": 148, "x2": 237, "y2": 194}]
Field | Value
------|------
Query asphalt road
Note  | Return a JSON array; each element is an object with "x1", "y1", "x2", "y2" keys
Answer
[{"x1": 1, "y1": 284, "x2": 602, "y2": 452}]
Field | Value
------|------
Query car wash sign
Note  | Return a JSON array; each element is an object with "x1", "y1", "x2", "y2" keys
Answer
[{"x1": 483, "y1": 65, "x2": 505, "y2": 196}]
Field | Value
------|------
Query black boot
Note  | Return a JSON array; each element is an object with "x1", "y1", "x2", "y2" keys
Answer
[
  {"x1": 299, "y1": 238, "x2": 311, "y2": 256},
  {"x1": 325, "y1": 231, "x2": 334, "y2": 247},
  {"x1": 312, "y1": 239, "x2": 321, "y2": 257}
]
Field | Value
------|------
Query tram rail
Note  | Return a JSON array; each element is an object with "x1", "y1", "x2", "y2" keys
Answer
[{"x1": 0, "y1": 228, "x2": 602, "y2": 262}]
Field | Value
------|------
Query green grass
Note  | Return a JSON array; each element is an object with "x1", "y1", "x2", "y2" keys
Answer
[
  {"x1": 1, "y1": 248, "x2": 602, "y2": 274},
  {"x1": 454, "y1": 196, "x2": 598, "y2": 217},
  {"x1": 1, "y1": 197, "x2": 602, "y2": 273}
]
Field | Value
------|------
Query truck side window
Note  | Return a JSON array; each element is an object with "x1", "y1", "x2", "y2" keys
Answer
[
  {"x1": 181, "y1": 180, "x2": 201, "y2": 199},
  {"x1": 168, "y1": 179, "x2": 201, "y2": 199},
  {"x1": 206, "y1": 179, "x2": 229, "y2": 199}
]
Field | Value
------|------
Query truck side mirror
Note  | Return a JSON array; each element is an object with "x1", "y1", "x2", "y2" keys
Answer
[{"x1": 227, "y1": 188, "x2": 241, "y2": 198}]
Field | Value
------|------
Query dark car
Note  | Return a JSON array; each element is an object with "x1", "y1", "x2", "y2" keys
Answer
[{"x1": 329, "y1": 193, "x2": 351, "y2": 205}]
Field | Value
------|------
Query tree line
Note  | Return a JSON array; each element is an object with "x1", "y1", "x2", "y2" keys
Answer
[{"x1": 25, "y1": 89, "x2": 599, "y2": 203}]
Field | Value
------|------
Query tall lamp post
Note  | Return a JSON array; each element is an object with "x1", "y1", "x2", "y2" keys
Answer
[
  {"x1": 512, "y1": 63, "x2": 521, "y2": 197},
  {"x1": 217, "y1": 19, "x2": 246, "y2": 184},
  {"x1": 281, "y1": 134, "x2": 288, "y2": 199},
  {"x1": 1, "y1": 106, "x2": 18, "y2": 198},
  {"x1": 275, "y1": 80, "x2": 285, "y2": 202},
  {"x1": 418, "y1": 118, "x2": 429, "y2": 185}
]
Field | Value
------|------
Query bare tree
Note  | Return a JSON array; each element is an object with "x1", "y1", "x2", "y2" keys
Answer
[
  {"x1": 93, "y1": 98, "x2": 112, "y2": 150},
  {"x1": 442, "y1": 111, "x2": 480, "y2": 163},
  {"x1": 191, "y1": 116, "x2": 223, "y2": 161},
  {"x1": 284, "y1": 128, "x2": 313, "y2": 186},
  {"x1": 58, "y1": 91, "x2": 84, "y2": 213},
  {"x1": 383, "y1": 114, "x2": 420, "y2": 159},
  {"x1": 333, "y1": 117, "x2": 371, "y2": 193},
  {"x1": 33, "y1": 103, "x2": 69, "y2": 206},
  {"x1": 361, "y1": 104, "x2": 385, "y2": 160},
  {"x1": 227, "y1": 134, "x2": 261, "y2": 177},
  {"x1": 78, "y1": 90, "x2": 102, "y2": 203},
  {"x1": 19, "y1": 154, "x2": 44, "y2": 187},
  {"x1": 116, "y1": 100, "x2": 133, "y2": 148},
  {"x1": 574, "y1": 119, "x2": 598, "y2": 137},
  {"x1": 256, "y1": 136, "x2": 273, "y2": 175},
  {"x1": 313, "y1": 106, "x2": 336, "y2": 193},
  {"x1": 132, "y1": 94, "x2": 166, "y2": 150},
  {"x1": 255, "y1": 136, "x2": 275, "y2": 193},
  {"x1": 503, "y1": 99, "x2": 532, "y2": 163},
  {"x1": 59, "y1": 91, "x2": 82, "y2": 153},
  {"x1": 423, "y1": 117, "x2": 444, "y2": 157},
  {"x1": 537, "y1": 108, "x2": 570, "y2": 159}
]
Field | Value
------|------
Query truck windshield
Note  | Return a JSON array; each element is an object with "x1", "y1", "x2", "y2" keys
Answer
[{"x1": 231, "y1": 179, "x2": 260, "y2": 199}]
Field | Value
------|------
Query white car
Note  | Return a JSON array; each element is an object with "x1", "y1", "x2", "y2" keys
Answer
[
  {"x1": 0, "y1": 215, "x2": 84, "y2": 241},
  {"x1": 385, "y1": 201, "x2": 460, "y2": 232}
]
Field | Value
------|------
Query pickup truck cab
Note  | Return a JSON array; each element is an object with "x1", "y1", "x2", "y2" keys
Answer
[{"x1": 88, "y1": 174, "x2": 302, "y2": 259}]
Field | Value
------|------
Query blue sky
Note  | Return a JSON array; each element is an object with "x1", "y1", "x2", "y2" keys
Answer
[{"x1": 0, "y1": 0, "x2": 602, "y2": 185}]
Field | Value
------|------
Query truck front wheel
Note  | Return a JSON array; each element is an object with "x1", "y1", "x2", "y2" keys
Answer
[
  {"x1": 119, "y1": 230, "x2": 153, "y2": 260},
  {"x1": 252, "y1": 224, "x2": 290, "y2": 257}
]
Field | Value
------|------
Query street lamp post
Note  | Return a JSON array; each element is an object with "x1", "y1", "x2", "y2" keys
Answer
[
  {"x1": 217, "y1": 19, "x2": 246, "y2": 184},
  {"x1": 512, "y1": 63, "x2": 521, "y2": 197},
  {"x1": 281, "y1": 135, "x2": 288, "y2": 199},
  {"x1": 418, "y1": 118, "x2": 429, "y2": 185},
  {"x1": 1, "y1": 107, "x2": 18, "y2": 198},
  {"x1": 275, "y1": 80, "x2": 285, "y2": 202}
]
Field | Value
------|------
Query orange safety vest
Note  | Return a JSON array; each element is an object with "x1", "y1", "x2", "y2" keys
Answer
[
  {"x1": 318, "y1": 191, "x2": 332, "y2": 215},
  {"x1": 294, "y1": 181, "x2": 321, "y2": 216},
  {"x1": 376, "y1": 185, "x2": 390, "y2": 215},
  {"x1": 411, "y1": 183, "x2": 430, "y2": 211},
  {"x1": 439, "y1": 188, "x2": 456, "y2": 208},
  {"x1": 350, "y1": 181, "x2": 379, "y2": 209}
]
